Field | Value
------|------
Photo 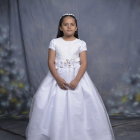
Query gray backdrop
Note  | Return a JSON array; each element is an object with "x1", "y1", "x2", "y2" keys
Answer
[{"x1": 0, "y1": 0, "x2": 140, "y2": 118}]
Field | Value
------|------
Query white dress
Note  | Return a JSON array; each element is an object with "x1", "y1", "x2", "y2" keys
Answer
[{"x1": 25, "y1": 37, "x2": 115, "y2": 140}]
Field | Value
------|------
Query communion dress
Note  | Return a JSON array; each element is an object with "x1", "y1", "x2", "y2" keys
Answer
[{"x1": 25, "y1": 37, "x2": 115, "y2": 140}]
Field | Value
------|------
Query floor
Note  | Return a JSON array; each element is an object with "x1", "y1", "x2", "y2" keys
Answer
[{"x1": 0, "y1": 117, "x2": 140, "y2": 140}]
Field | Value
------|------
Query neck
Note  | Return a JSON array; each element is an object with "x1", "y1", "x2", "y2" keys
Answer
[{"x1": 62, "y1": 36, "x2": 76, "y2": 41}]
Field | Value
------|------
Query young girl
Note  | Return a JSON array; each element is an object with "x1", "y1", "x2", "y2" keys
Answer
[{"x1": 25, "y1": 13, "x2": 115, "y2": 140}]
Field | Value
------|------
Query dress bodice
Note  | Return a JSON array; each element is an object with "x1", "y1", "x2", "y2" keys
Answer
[
  {"x1": 48, "y1": 37, "x2": 87, "y2": 68},
  {"x1": 49, "y1": 37, "x2": 87, "y2": 59}
]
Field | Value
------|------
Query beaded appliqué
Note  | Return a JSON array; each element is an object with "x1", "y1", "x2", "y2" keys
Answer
[{"x1": 55, "y1": 58, "x2": 80, "y2": 69}]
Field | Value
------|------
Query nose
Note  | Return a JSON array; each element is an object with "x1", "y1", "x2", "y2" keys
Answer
[{"x1": 67, "y1": 24, "x2": 71, "y2": 28}]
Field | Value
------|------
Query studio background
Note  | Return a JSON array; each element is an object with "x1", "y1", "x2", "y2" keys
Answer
[{"x1": 0, "y1": 0, "x2": 140, "y2": 119}]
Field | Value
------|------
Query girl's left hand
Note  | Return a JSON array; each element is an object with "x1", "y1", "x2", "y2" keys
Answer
[{"x1": 68, "y1": 79, "x2": 79, "y2": 90}]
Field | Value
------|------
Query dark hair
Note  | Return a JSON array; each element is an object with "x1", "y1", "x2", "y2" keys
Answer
[{"x1": 56, "y1": 15, "x2": 79, "y2": 38}]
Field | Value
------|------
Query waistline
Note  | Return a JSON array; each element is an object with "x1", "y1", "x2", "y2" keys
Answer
[{"x1": 55, "y1": 57, "x2": 80, "y2": 69}]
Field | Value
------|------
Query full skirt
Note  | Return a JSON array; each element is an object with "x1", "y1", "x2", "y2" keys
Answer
[{"x1": 25, "y1": 64, "x2": 115, "y2": 140}]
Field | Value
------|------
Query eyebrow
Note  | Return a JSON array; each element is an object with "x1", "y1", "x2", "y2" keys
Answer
[{"x1": 62, "y1": 22, "x2": 75, "y2": 24}]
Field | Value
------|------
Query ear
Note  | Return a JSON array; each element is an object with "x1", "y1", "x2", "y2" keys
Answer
[{"x1": 60, "y1": 27, "x2": 62, "y2": 31}]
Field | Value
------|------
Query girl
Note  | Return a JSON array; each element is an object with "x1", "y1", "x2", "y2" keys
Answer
[{"x1": 25, "y1": 13, "x2": 115, "y2": 140}]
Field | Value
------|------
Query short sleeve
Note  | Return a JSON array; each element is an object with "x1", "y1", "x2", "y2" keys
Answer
[
  {"x1": 79, "y1": 40, "x2": 87, "y2": 53},
  {"x1": 48, "y1": 39, "x2": 56, "y2": 51}
]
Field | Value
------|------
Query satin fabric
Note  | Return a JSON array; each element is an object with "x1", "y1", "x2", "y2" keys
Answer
[{"x1": 25, "y1": 38, "x2": 115, "y2": 140}]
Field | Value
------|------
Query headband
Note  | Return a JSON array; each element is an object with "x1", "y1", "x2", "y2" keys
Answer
[{"x1": 60, "y1": 13, "x2": 75, "y2": 18}]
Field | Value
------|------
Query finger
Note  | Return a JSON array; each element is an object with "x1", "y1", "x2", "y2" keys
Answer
[
  {"x1": 69, "y1": 85, "x2": 75, "y2": 89},
  {"x1": 62, "y1": 84, "x2": 68, "y2": 90},
  {"x1": 64, "y1": 84, "x2": 68, "y2": 89},
  {"x1": 63, "y1": 81, "x2": 68, "y2": 85},
  {"x1": 63, "y1": 82, "x2": 69, "y2": 87},
  {"x1": 65, "y1": 83, "x2": 69, "y2": 87},
  {"x1": 63, "y1": 86, "x2": 68, "y2": 90}
]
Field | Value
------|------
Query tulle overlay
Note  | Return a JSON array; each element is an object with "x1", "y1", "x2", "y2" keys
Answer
[{"x1": 25, "y1": 62, "x2": 115, "y2": 140}]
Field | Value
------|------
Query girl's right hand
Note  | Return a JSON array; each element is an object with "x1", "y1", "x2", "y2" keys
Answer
[{"x1": 56, "y1": 77, "x2": 69, "y2": 90}]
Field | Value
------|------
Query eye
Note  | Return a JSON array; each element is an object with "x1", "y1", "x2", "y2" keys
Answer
[
  {"x1": 63, "y1": 23, "x2": 75, "y2": 26},
  {"x1": 63, "y1": 23, "x2": 68, "y2": 26}
]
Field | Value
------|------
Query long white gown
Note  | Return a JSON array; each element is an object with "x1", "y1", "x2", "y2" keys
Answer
[{"x1": 25, "y1": 37, "x2": 115, "y2": 140}]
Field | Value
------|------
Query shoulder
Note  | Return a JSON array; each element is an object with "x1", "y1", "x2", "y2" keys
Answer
[
  {"x1": 49, "y1": 38, "x2": 57, "y2": 43},
  {"x1": 78, "y1": 39, "x2": 87, "y2": 52},
  {"x1": 76, "y1": 38, "x2": 86, "y2": 43},
  {"x1": 78, "y1": 39, "x2": 87, "y2": 46},
  {"x1": 49, "y1": 37, "x2": 62, "y2": 44},
  {"x1": 48, "y1": 38, "x2": 59, "y2": 50}
]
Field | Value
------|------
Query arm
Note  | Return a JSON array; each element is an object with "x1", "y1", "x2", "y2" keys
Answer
[
  {"x1": 48, "y1": 48, "x2": 69, "y2": 90},
  {"x1": 48, "y1": 49, "x2": 62, "y2": 81},
  {"x1": 74, "y1": 50, "x2": 87, "y2": 82}
]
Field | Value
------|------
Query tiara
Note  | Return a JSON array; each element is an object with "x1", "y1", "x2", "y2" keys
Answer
[{"x1": 60, "y1": 13, "x2": 75, "y2": 18}]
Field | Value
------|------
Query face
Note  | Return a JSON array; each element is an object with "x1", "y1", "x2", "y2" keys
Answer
[{"x1": 60, "y1": 16, "x2": 77, "y2": 37}]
